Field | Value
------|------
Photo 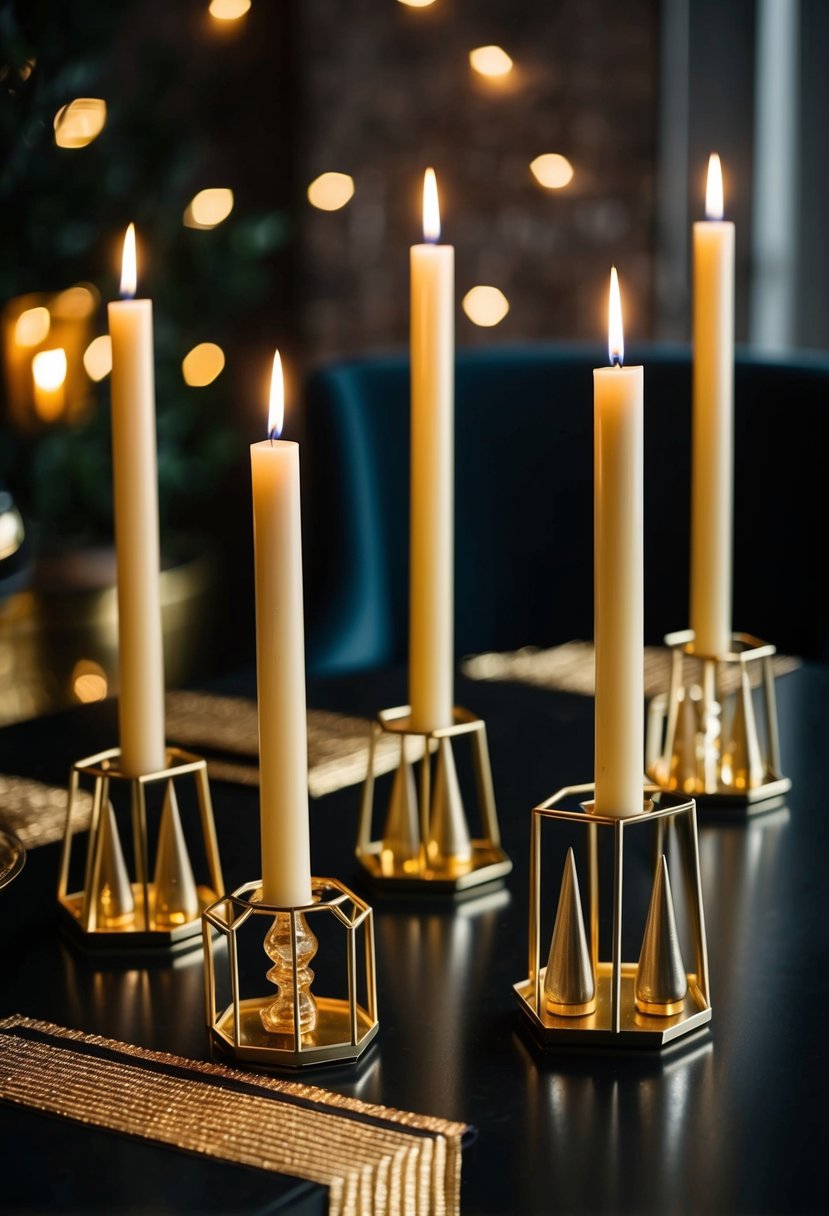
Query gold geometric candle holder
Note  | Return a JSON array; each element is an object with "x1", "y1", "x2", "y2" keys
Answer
[
  {"x1": 356, "y1": 704, "x2": 512, "y2": 895},
  {"x1": 57, "y1": 745, "x2": 223, "y2": 954},
  {"x1": 645, "y1": 629, "x2": 791, "y2": 814},
  {"x1": 513, "y1": 782, "x2": 712, "y2": 1049},
  {"x1": 202, "y1": 877, "x2": 379, "y2": 1070}
]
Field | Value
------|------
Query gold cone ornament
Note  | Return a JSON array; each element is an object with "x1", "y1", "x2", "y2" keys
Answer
[
  {"x1": 153, "y1": 781, "x2": 200, "y2": 929},
  {"x1": 93, "y1": 800, "x2": 135, "y2": 928},
  {"x1": 381, "y1": 738, "x2": 420, "y2": 868},
  {"x1": 543, "y1": 847, "x2": 596, "y2": 1017},
  {"x1": 721, "y1": 669, "x2": 764, "y2": 791},
  {"x1": 426, "y1": 737, "x2": 472, "y2": 871},
  {"x1": 665, "y1": 686, "x2": 702, "y2": 794},
  {"x1": 635, "y1": 854, "x2": 688, "y2": 1016}
]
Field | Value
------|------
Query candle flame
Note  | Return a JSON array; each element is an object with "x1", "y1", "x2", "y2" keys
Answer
[
  {"x1": 705, "y1": 153, "x2": 724, "y2": 220},
  {"x1": 422, "y1": 168, "x2": 441, "y2": 242},
  {"x1": 608, "y1": 266, "x2": 624, "y2": 366},
  {"x1": 120, "y1": 223, "x2": 137, "y2": 298},
  {"x1": 268, "y1": 350, "x2": 284, "y2": 439}
]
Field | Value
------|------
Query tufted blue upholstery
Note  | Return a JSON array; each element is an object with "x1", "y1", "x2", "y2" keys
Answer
[{"x1": 302, "y1": 342, "x2": 829, "y2": 676}]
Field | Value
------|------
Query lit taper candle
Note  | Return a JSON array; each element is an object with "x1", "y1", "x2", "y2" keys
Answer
[
  {"x1": 409, "y1": 168, "x2": 454, "y2": 734},
  {"x1": 593, "y1": 267, "x2": 645, "y2": 818},
  {"x1": 690, "y1": 153, "x2": 735, "y2": 657},
  {"x1": 107, "y1": 224, "x2": 166, "y2": 777},
  {"x1": 250, "y1": 353, "x2": 312, "y2": 908}
]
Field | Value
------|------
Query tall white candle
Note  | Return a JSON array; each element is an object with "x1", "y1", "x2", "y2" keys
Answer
[
  {"x1": 409, "y1": 168, "x2": 454, "y2": 734},
  {"x1": 107, "y1": 224, "x2": 166, "y2": 777},
  {"x1": 593, "y1": 267, "x2": 644, "y2": 818},
  {"x1": 690, "y1": 153, "x2": 735, "y2": 658},
  {"x1": 251, "y1": 353, "x2": 312, "y2": 908}
]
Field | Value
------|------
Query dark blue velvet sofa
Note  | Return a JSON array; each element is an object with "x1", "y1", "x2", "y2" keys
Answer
[{"x1": 301, "y1": 342, "x2": 829, "y2": 677}]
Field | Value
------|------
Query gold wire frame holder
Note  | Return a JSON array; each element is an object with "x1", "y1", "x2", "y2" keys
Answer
[
  {"x1": 57, "y1": 746, "x2": 224, "y2": 953},
  {"x1": 356, "y1": 704, "x2": 512, "y2": 894},
  {"x1": 645, "y1": 629, "x2": 792, "y2": 814},
  {"x1": 513, "y1": 783, "x2": 712, "y2": 1049},
  {"x1": 203, "y1": 877, "x2": 379, "y2": 1070}
]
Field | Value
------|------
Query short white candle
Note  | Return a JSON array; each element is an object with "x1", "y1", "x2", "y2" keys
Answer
[
  {"x1": 690, "y1": 153, "x2": 735, "y2": 658},
  {"x1": 107, "y1": 224, "x2": 166, "y2": 777},
  {"x1": 250, "y1": 353, "x2": 312, "y2": 908},
  {"x1": 409, "y1": 168, "x2": 454, "y2": 734},
  {"x1": 593, "y1": 267, "x2": 645, "y2": 818}
]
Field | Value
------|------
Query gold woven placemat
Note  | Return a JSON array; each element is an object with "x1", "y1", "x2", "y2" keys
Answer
[
  {"x1": 0, "y1": 1016, "x2": 469, "y2": 1216},
  {"x1": 461, "y1": 640, "x2": 800, "y2": 698},
  {"x1": 0, "y1": 699, "x2": 414, "y2": 848},
  {"x1": 0, "y1": 773, "x2": 92, "y2": 850},
  {"x1": 166, "y1": 692, "x2": 426, "y2": 798}
]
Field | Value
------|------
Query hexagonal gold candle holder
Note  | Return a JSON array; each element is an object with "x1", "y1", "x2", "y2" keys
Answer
[
  {"x1": 513, "y1": 783, "x2": 712, "y2": 1049},
  {"x1": 646, "y1": 630, "x2": 791, "y2": 815},
  {"x1": 57, "y1": 745, "x2": 223, "y2": 955},
  {"x1": 203, "y1": 877, "x2": 379, "y2": 1070},
  {"x1": 356, "y1": 705, "x2": 512, "y2": 895}
]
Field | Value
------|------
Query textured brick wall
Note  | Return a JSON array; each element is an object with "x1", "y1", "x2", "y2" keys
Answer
[{"x1": 297, "y1": 0, "x2": 660, "y2": 363}]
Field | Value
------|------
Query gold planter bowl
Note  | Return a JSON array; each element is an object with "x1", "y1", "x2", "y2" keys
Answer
[{"x1": 0, "y1": 537, "x2": 217, "y2": 727}]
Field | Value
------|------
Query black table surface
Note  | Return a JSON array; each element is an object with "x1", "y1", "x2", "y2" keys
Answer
[{"x1": 1, "y1": 660, "x2": 827, "y2": 1216}]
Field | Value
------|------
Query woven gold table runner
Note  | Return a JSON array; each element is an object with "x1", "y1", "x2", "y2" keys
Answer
[
  {"x1": 0, "y1": 1016, "x2": 469, "y2": 1216},
  {"x1": 461, "y1": 639, "x2": 800, "y2": 698},
  {"x1": 166, "y1": 694, "x2": 425, "y2": 798}
]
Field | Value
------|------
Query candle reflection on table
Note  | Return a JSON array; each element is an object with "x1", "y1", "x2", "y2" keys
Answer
[
  {"x1": 59, "y1": 940, "x2": 216, "y2": 1057},
  {"x1": 340, "y1": 887, "x2": 509, "y2": 1118}
]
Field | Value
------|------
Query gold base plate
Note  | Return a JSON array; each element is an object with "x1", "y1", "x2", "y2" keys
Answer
[
  {"x1": 356, "y1": 839, "x2": 513, "y2": 894},
  {"x1": 648, "y1": 770, "x2": 792, "y2": 817},
  {"x1": 513, "y1": 963, "x2": 711, "y2": 1048},
  {"x1": 211, "y1": 996, "x2": 379, "y2": 1069},
  {"x1": 58, "y1": 884, "x2": 217, "y2": 954}
]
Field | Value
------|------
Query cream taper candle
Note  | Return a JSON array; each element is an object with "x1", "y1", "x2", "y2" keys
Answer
[
  {"x1": 107, "y1": 224, "x2": 166, "y2": 777},
  {"x1": 690, "y1": 152, "x2": 735, "y2": 658},
  {"x1": 251, "y1": 352, "x2": 312, "y2": 908},
  {"x1": 593, "y1": 267, "x2": 644, "y2": 818},
  {"x1": 409, "y1": 168, "x2": 454, "y2": 734}
]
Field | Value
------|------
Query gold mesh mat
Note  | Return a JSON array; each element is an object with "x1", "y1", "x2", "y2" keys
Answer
[
  {"x1": 461, "y1": 639, "x2": 800, "y2": 698},
  {"x1": 0, "y1": 1016, "x2": 469, "y2": 1216},
  {"x1": 165, "y1": 693, "x2": 427, "y2": 798}
]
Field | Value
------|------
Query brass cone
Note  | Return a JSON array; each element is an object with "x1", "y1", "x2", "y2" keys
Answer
[
  {"x1": 153, "y1": 781, "x2": 200, "y2": 929},
  {"x1": 380, "y1": 738, "x2": 421, "y2": 866},
  {"x1": 425, "y1": 736, "x2": 472, "y2": 870},
  {"x1": 666, "y1": 687, "x2": 702, "y2": 795},
  {"x1": 720, "y1": 670, "x2": 764, "y2": 791},
  {"x1": 544, "y1": 847, "x2": 596, "y2": 1016},
  {"x1": 93, "y1": 800, "x2": 135, "y2": 927},
  {"x1": 634, "y1": 855, "x2": 688, "y2": 1016}
]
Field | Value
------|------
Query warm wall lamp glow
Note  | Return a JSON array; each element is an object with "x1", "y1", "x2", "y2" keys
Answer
[
  {"x1": 530, "y1": 153, "x2": 575, "y2": 190},
  {"x1": 307, "y1": 172, "x2": 355, "y2": 211},
  {"x1": 83, "y1": 335, "x2": 112, "y2": 382},
  {"x1": 184, "y1": 188, "x2": 235, "y2": 229},
  {"x1": 469, "y1": 46, "x2": 513, "y2": 77},
  {"x1": 32, "y1": 348, "x2": 68, "y2": 422},
  {"x1": 32, "y1": 348, "x2": 67, "y2": 392},
  {"x1": 15, "y1": 307, "x2": 50, "y2": 348},
  {"x1": 54, "y1": 98, "x2": 106, "y2": 148},
  {"x1": 72, "y1": 659, "x2": 108, "y2": 704},
  {"x1": 462, "y1": 285, "x2": 510, "y2": 327},
  {"x1": 182, "y1": 342, "x2": 225, "y2": 387},
  {"x1": 209, "y1": 0, "x2": 251, "y2": 18},
  {"x1": 397, "y1": 0, "x2": 437, "y2": 7}
]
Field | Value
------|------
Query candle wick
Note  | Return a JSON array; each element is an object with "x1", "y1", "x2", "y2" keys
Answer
[{"x1": 611, "y1": 354, "x2": 623, "y2": 369}]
